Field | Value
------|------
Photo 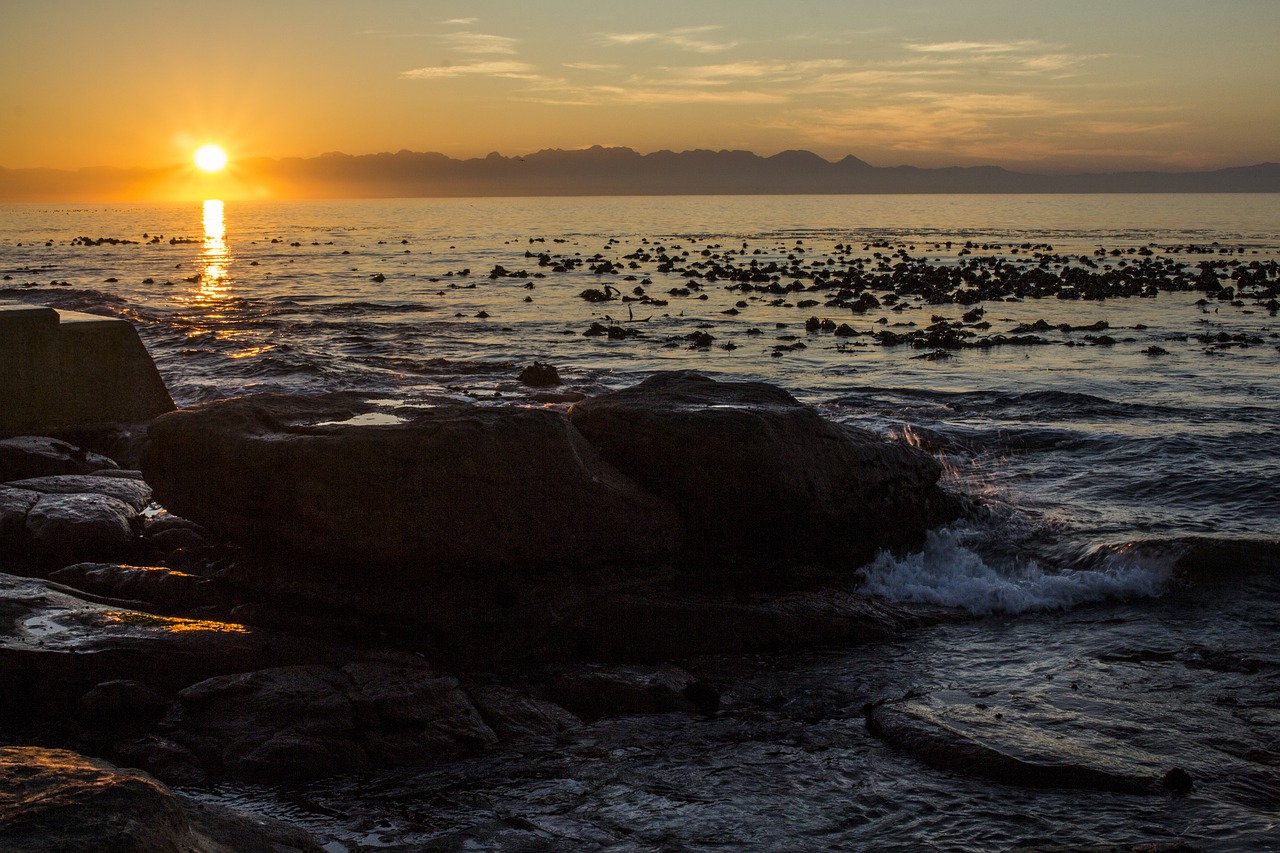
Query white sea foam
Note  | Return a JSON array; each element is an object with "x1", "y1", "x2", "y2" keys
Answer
[{"x1": 862, "y1": 527, "x2": 1172, "y2": 615}]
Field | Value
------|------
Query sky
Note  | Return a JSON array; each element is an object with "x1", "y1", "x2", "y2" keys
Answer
[{"x1": 3, "y1": 0, "x2": 1278, "y2": 175}]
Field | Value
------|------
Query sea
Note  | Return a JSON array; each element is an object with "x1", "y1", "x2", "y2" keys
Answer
[{"x1": 2, "y1": 194, "x2": 1278, "y2": 851}]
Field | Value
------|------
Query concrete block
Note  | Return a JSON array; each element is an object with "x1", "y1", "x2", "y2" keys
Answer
[{"x1": 0, "y1": 303, "x2": 174, "y2": 437}]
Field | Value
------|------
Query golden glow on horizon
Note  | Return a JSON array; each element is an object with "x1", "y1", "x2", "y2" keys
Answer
[
  {"x1": 1, "y1": 2, "x2": 1276, "y2": 193},
  {"x1": 194, "y1": 144, "x2": 229, "y2": 173}
]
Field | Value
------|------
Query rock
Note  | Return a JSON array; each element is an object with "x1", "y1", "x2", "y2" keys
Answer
[
  {"x1": 568, "y1": 371, "x2": 956, "y2": 562},
  {"x1": 146, "y1": 525, "x2": 210, "y2": 557},
  {"x1": 49, "y1": 562, "x2": 220, "y2": 612},
  {"x1": 179, "y1": 796, "x2": 325, "y2": 853},
  {"x1": 171, "y1": 664, "x2": 369, "y2": 782},
  {"x1": 24, "y1": 492, "x2": 137, "y2": 567},
  {"x1": 866, "y1": 692, "x2": 1178, "y2": 795},
  {"x1": 341, "y1": 654, "x2": 498, "y2": 759},
  {"x1": 0, "y1": 746, "x2": 190, "y2": 853},
  {"x1": 0, "y1": 746, "x2": 321, "y2": 852},
  {"x1": 465, "y1": 683, "x2": 582, "y2": 741},
  {"x1": 4, "y1": 474, "x2": 152, "y2": 511},
  {"x1": 142, "y1": 510, "x2": 211, "y2": 559},
  {"x1": 557, "y1": 585, "x2": 929, "y2": 661},
  {"x1": 78, "y1": 679, "x2": 172, "y2": 731},
  {"x1": 143, "y1": 393, "x2": 681, "y2": 571},
  {"x1": 550, "y1": 664, "x2": 719, "y2": 721},
  {"x1": 168, "y1": 657, "x2": 498, "y2": 782},
  {"x1": 112, "y1": 736, "x2": 207, "y2": 787},
  {"x1": 203, "y1": 543, "x2": 938, "y2": 668},
  {"x1": 0, "y1": 486, "x2": 38, "y2": 539},
  {"x1": 0, "y1": 572, "x2": 326, "y2": 713},
  {"x1": 142, "y1": 508, "x2": 208, "y2": 537},
  {"x1": 1, "y1": 474, "x2": 153, "y2": 568},
  {"x1": 518, "y1": 361, "x2": 561, "y2": 387},
  {"x1": 0, "y1": 487, "x2": 39, "y2": 567},
  {"x1": 0, "y1": 436, "x2": 119, "y2": 482}
]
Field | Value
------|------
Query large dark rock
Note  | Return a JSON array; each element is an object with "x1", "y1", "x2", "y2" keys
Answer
[
  {"x1": 143, "y1": 393, "x2": 681, "y2": 571},
  {"x1": 0, "y1": 746, "x2": 320, "y2": 853},
  {"x1": 568, "y1": 371, "x2": 957, "y2": 562}
]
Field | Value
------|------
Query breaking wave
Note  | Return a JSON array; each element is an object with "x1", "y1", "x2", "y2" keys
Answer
[{"x1": 862, "y1": 527, "x2": 1173, "y2": 615}]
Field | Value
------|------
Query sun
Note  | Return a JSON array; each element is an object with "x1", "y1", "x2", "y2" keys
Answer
[{"x1": 193, "y1": 144, "x2": 229, "y2": 173}]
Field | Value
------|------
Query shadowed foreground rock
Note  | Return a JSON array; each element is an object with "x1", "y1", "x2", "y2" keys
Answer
[
  {"x1": 143, "y1": 393, "x2": 681, "y2": 571},
  {"x1": 168, "y1": 656, "x2": 499, "y2": 782},
  {"x1": 569, "y1": 371, "x2": 958, "y2": 562},
  {"x1": 0, "y1": 746, "x2": 320, "y2": 853}
]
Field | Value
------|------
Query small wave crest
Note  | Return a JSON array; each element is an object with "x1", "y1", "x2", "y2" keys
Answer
[{"x1": 862, "y1": 527, "x2": 1172, "y2": 615}]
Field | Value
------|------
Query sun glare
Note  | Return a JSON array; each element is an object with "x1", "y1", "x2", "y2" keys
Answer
[{"x1": 194, "y1": 144, "x2": 229, "y2": 173}]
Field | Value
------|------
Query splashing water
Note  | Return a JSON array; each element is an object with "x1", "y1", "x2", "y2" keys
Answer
[{"x1": 862, "y1": 526, "x2": 1174, "y2": 614}]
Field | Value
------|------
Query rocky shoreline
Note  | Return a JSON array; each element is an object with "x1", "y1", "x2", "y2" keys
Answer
[
  {"x1": 1, "y1": 370, "x2": 1231, "y2": 851},
  {"x1": 0, "y1": 371, "x2": 971, "y2": 849}
]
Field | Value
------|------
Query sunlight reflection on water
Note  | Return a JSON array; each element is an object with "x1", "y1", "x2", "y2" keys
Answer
[{"x1": 196, "y1": 198, "x2": 230, "y2": 302}]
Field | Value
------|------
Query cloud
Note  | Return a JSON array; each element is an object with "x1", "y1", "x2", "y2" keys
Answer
[
  {"x1": 446, "y1": 31, "x2": 519, "y2": 55},
  {"x1": 612, "y1": 88, "x2": 787, "y2": 106},
  {"x1": 522, "y1": 82, "x2": 786, "y2": 107},
  {"x1": 401, "y1": 61, "x2": 539, "y2": 79},
  {"x1": 906, "y1": 40, "x2": 1046, "y2": 54},
  {"x1": 902, "y1": 39, "x2": 1094, "y2": 76},
  {"x1": 599, "y1": 25, "x2": 737, "y2": 53},
  {"x1": 562, "y1": 62, "x2": 622, "y2": 72},
  {"x1": 671, "y1": 59, "x2": 848, "y2": 81},
  {"x1": 441, "y1": 18, "x2": 477, "y2": 26}
]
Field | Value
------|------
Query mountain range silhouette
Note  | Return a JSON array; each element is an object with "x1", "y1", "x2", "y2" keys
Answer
[{"x1": 3, "y1": 146, "x2": 1277, "y2": 201}]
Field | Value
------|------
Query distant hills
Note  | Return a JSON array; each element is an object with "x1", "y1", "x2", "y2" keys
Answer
[{"x1": 3, "y1": 146, "x2": 1279, "y2": 202}]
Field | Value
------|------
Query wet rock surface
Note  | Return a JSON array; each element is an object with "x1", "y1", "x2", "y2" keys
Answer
[{"x1": 865, "y1": 691, "x2": 1181, "y2": 795}]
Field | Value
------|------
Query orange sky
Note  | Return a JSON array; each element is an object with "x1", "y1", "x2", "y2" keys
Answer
[{"x1": 3, "y1": 0, "x2": 1277, "y2": 180}]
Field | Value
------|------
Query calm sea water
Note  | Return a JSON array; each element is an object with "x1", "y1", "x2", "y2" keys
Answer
[{"x1": 2, "y1": 194, "x2": 1279, "y2": 850}]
